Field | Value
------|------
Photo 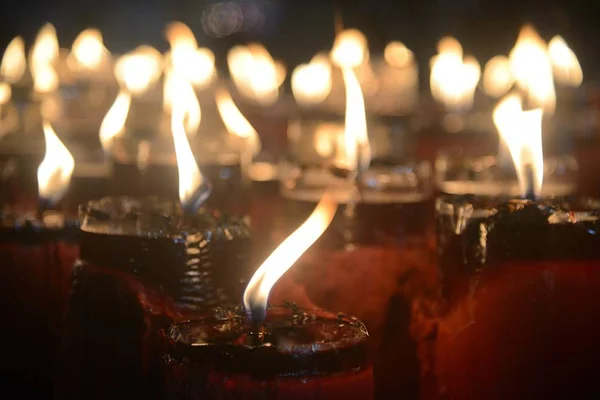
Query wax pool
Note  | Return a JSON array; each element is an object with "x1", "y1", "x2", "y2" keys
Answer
[
  {"x1": 164, "y1": 306, "x2": 374, "y2": 400},
  {"x1": 413, "y1": 198, "x2": 600, "y2": 399},
  {"x1": 57, "y1": 196, "x2": 252, "y2": 400}
]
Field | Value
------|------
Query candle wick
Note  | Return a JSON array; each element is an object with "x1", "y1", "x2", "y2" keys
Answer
[{"x1": 523, "y1": 163, "x2": 536, "y2": 201}]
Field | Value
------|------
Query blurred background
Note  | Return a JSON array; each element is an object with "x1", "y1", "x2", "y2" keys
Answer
[{"x1": 0, "y1": 0, "x2": 596, "y2": 86}]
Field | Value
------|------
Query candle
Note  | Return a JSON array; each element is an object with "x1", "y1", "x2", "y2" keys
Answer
[
  {"x1": 0, "y1": 121, "x2": 78, "y2": 396},
  {"x1": 57, "y1": 97, "x2": 252, "y2": 399},
  {"x1": 412, "y1": 92, "x2": 597, "y2": 398},
  {"x1": 164, "y1": 306, "x2": 373, "y2": 399}
]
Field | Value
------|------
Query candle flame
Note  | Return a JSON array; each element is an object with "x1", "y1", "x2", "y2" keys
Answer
[
  {"x1": 509, "y1": 25, "x2": 555, "y2": 113},
  {"x1": 548, "y1": 35, "x2": 583, "y2": 87},
  {"x1": 243, "y1": 191, "x2": 338, "y2": 321},
  {"x1": 171, "y1": 90, "x2": 206, "y2": 209},
  {"x1": 291, "y1": 60, "x2": 332, "y2": 106},
  {"x1": 493, "y1": 94, "x2": 544, "y2": 198},
  {"x1": 165, "y1": 22, "x2": 215, "y2": 88},
  {"x1": 341, "y1": 67, "x2": 371, "y2": 173},
  {"x1": 37, "y1": 121, "x2": 74, "y2": 205},
  {"x1": 483, "y1": 55, "x2": 514, "y2": 97},
  {"x1": 114, "y1": 46, "x2": 163, "y2": 95},
  {"x1": 228, "y1": 43, "x2": 285, "y2": 105},
  {"x1": 331, "y1": 29, "x2": 368, "y2": 68},
  {"x1": 215, "y1": 86, "x2": 260, "y2": 155},
  {"x1": 384, "y1": 41, "x2": 414, "y2": 69},
  {"x1": 1, "y1": 36, "x2": 26, "y2": 83},
  {"x1": 163, "y1": 71, "x2": 201, "y2": 136},
  {"x1": 69, "y1": 28, "x2": 108, "y2": 71},
  {"x1": 0, "y1": 82, "x2": 11, "y2": 105},
  {"x1": 30, "y1": 23, "x2": 59, "y2": 70},
  {"x1": 99, "y1": 90, "x2": 131, "y2": 152},
  {"x1": 430, "y1": 37, "x2": 480, "y2": 111},
  {"x1": 33, "y1": 64, "x2": 59, "y2": 94}
]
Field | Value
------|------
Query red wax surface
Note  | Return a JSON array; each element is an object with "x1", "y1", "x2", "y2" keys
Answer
[{"x1": 424, "y1": 260, "x2": 600, "y2": 399}]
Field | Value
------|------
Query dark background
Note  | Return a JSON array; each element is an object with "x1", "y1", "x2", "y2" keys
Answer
[{"x1": 0, "y1": 0, "x2": 598, "y2": 83}]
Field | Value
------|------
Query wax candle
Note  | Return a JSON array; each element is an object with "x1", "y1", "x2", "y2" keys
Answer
[
  {"x1": 57, "y1": 196, "x2": 252, "y2": 400},
  {"x1": 413, "y1": 196, "x2": 600, "y2": 399},
  {"x1": 163, "y1": 305, "x2": 374, "y2": 399}
]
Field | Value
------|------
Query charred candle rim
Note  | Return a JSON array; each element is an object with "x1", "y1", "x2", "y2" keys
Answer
[
  {"x1": 1, "y1": 207, "x2": 79, "y2": 243},
  {"x1": 165, "y1": 305, "x2": 370, "y2": 378}
]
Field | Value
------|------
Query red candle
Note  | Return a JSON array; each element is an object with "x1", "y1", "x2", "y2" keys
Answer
[
  {"x1": 414, "y1": 198, "x2": 600, "y2": 399},
  {"x1": 163, "y1": 306, "x2": 374, "y2": 400},
  {"x1": 57, "y1": 196, "x2": 252, "y2": 400}
]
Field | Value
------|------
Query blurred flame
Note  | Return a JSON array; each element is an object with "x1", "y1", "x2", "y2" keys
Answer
[
  {"x1": 0, "y1": 82, "x2": 11, "y2": 105},
  {"x1": 341, "y1": 68, "x2": 371, "y2": 172},
  {"x1": 509, "y1": 25, "x2": 555, "y2": 113},
  {"x1": 215, "y1": 87, "x2": 260, "y2": 155},
  {"x1": 430, "y1": 37, "x2": 480, "y2": 111},
  {"x1": 548, "y1": 35, "x2": 583, "y2": 87},
  {"x1": 331, "y1": 29, "x2": 368, "y2": 68},
  {"x1": 69, "y1": 28, "x2": 108, "y2": 71},
  {"x1": 291, "y1": 60, "x2": 332, "y2": 106},
  {"x1": 165, "y1": 22, "x2": 215, "y2": 88},
  {"x1": 483, "y1": 55, "x2": 514, "y2": 97},
  {"x1": 243, "y1": 191, "x2": 338, "y2": 321},
  {"x1": 1, "y1": 36, "x2": 26, "y2": 83},
  {"x1": 33, "y1": 64, "x2": 59, "y2": 94},
  {"x1": 99, "y1": 90, "x2": 131, "y2": 152},
  {"x1": 163, "y1": 72, "x2": 201, "y2": 136},
  {"x1": 493, "y1": 94, "x2": 544, "y2": 198},
  {"x1": 384, "y1": 41, "x2": 414, "y2": 68},
  {"x1": 114, "y1": 46, "x2": 163, "y2": 95},
  {"x1": 37, "y1": 121, "x2": 74, "y2": 205},
  {"x1": 171, "y1": 92, "x2": 205, "y2": 209},
  {"x1": 314, "y1": 123, "x2": 344, "y2": 158},
  {"x1": 30, "y1": 23, "x2": 59, "y2": 70},
  {"x1": 228, "y1": 44, "x2": 284, "y2": 105}
]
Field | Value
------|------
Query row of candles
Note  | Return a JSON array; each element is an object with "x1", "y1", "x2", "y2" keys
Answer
[{"x1": 0, "y1": 18, "x2": 596, "y2": 400}]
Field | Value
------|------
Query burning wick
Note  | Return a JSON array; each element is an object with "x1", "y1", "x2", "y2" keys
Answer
[
  {"x1": 37, "y1": 121, "x2": 74, "y2": 212},
  {"x1": 493, "y1": 94, "x2": 544, "y2": 200},
  {"x1": 243, "y1": 191, "x2": 338, "y2": 325},
  {"x1": 171, "y1": 91, "x2": 210, "y2": 214}
]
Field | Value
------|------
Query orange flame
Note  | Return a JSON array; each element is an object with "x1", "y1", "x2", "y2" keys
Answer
[
  {"x1": 291, "y1": 59, "x2": 332, "y2": 106},
  {"x1": 330, "y1": 29, "x2": 369, "y2": 68},
  {"x1": 99, "y1": 90, "x2": 131, "y2": 152},
  {"x1": 243, "y1": 191, "x2": 338, "y2": 321},
  {"x1": 37, "y1": 121, "x2": 74, "y2": 205},
  {"x1": 384, "y1": 41, "x2": 414, "y2": 69},
  {"x1": 341, "y1": 67, "x2": 371, "y2": 172},
  {"x1": 1, "y1": 36, "x2": 26, "y2": 83},
  {"x1": 215, "y1": 87, "x2": 260, "y2": 155},
  {"x1": 114, "y1": 46, "x2": 163, "y2": 95},
  {"x1": 483, "y1": 55, "x2": 514, "y2": 97},
  {"x1": 163, "y1": 71, "x2": 201, "y2": 136},
  {"x1": 548, "y1": 35, "x2": 583, "y2": 87},
  {"x1": 69, "y1": 28, "x2": 109, "y2": 71}
]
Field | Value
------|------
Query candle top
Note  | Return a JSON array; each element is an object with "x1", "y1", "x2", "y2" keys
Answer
[
  {"x1": 166, "y1": 305, "x2": 369, "y2": 377},
  {"x1": 80, "y1": 196, "x2": 246, "y2": 238},
  {"x1": 1, "y1": 204, "x2": 78, "y2": 238}
]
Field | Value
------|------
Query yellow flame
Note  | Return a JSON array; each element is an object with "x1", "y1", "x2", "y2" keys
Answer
[
  {"x1": 30, "y1": 23, "x2": 59, "y2": 70},
  {"x1": 33, "y1": 64, "x2": 59, "y2": 94},
  {"x1": 99, "y1": 90, "x2": 131, "y2": 152},
  {"x1": 37, "y1": 121, "x2": 74, "y2": 205},
  {"x1": 330, "y1": 29, "x2": 368, "y2": 68},
  {"x1": 215, "y1": 87, "x2": 260, "y2": 155},
  {"x1": 165, "y1": 22, "x2": 215, "y2": 88},
  {"x1": 171, "y1": 91, "x2": 205, "y2": 208},
  {"x1": 314, "y1": 123, "x2": 344, "y2": 158},
  {"x1": 384, "y1": 41, "x2": 414, "y2": 69},
  {"x1": 228, "y1": 44, "x2": 284, "y2": 105},
  {"x1": 243, "y1": 190, "x2": 338, "y2": 320},
  {"x1": 430, "y1": 38, "x2": 480, "y2": 111},
  {"x1": 114, "y1": 46, "x2": 163, "y2": 95},
  {"x1": 341, "y1": 67, "x2": 371, "y2": 172},
  {"x1": 493, "y1": 94, "x2": 544, "y2": 198},
  {"x1": 291, "y1": 61, "x2": 332, "y2": 106},
  {"x1": 0, "y1": 82, "x2": 11, "y2": 105},
  {"x1": 163, "y1": 71, "x2": 201, "y2": 136},
  {"x1": 548, "y1": 35, "x2": 583, "y2": 87},
  {"x1": 483, "y1": 55, "x2": 514, "y2": 97},
  {"x1": 1, "y1": 36, "x2": 26, "y2": 83},
  {"x1": 69, "y1": 28, "x2": 108, "y2": 71},
  {"x1": 509, "y1": 25, "x2": 555, "y2": 113}
]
